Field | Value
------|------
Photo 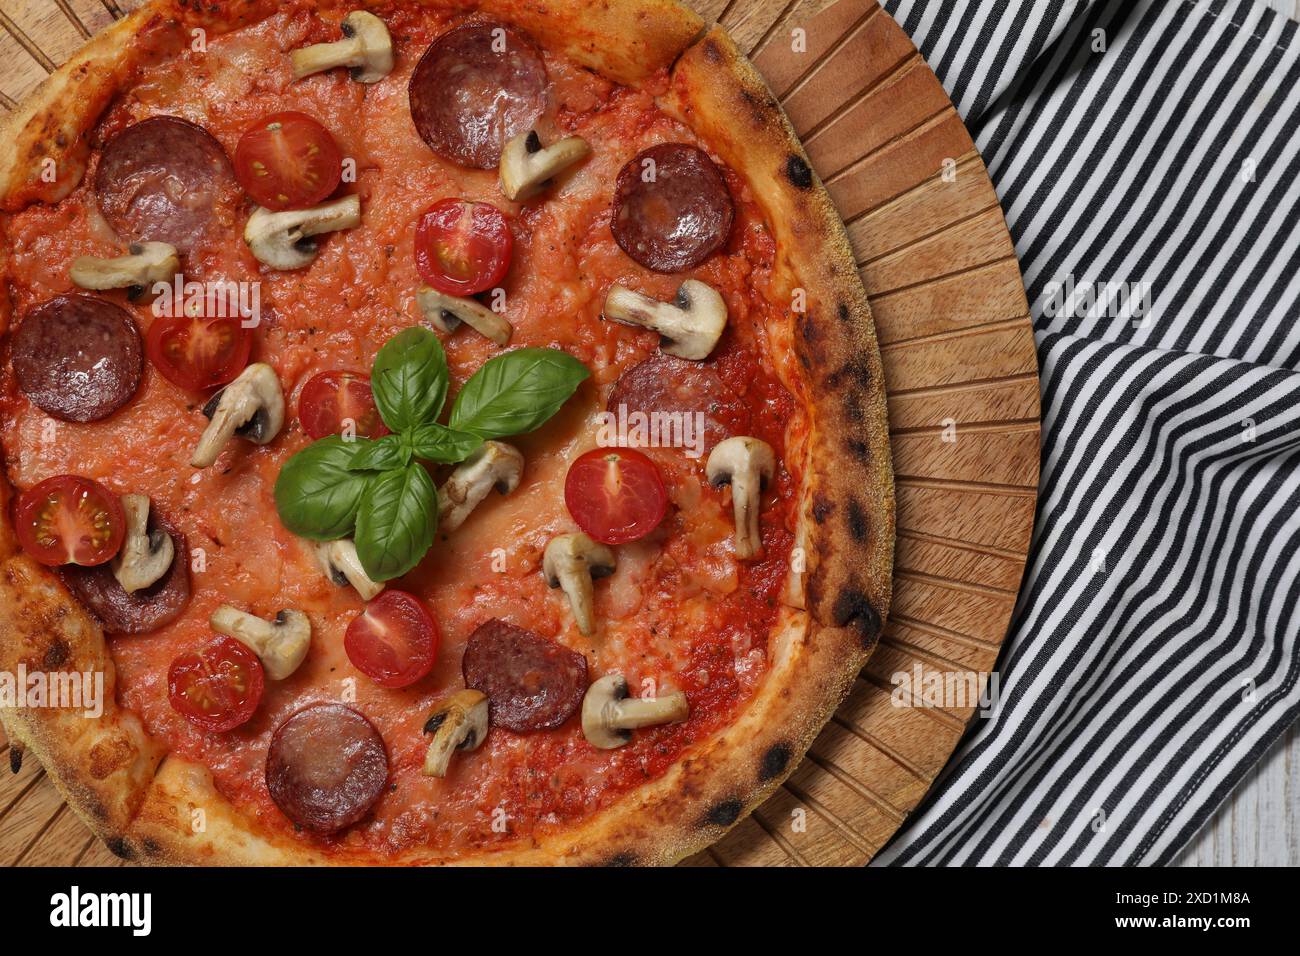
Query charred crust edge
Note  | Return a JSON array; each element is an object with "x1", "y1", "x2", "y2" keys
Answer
[
  {"x1": 703, "y1": 798, "x2": 743, "y2": 828},
  {"x1": 831, "y1": 590, "x2": 883, "y2": 648},
  {"x1": 759, "y1": 743, "x2": 791, "y2": 782},
  {"x1": 786, "y1": 154, "x2": 813, "y2": 189}
]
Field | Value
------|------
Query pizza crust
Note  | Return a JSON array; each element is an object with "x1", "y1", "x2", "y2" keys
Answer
[{"x1": 0, "y1": 0, "x2": 893, "y2": 866}]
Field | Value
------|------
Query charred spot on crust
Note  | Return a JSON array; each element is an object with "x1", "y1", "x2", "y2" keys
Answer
[
  {"x1": 759, "y1": 743, "x2": 792, "y2": 782},
  {"x1": 812, "y1": 495, "x2": 835, "y2": 523},
  {"x1": 838, "y1": 303, "x2": 851, "y2": 323},
  {"x1": 831, "y1": 590, "x2": 883, "y2": 648},
  {"x1": 786, "y1": 155, "x2": 813, "y2": 189},
  {"x1": 704, "y1": 798, "x2": 743, "y2": 828},
  {"x1": 603, "y1": 851, "x2": 637, "y2": 867},
  {"x1": 845, "y1": 437, "x2": 870, "y2": 462},
  {"x1": 799, "y1": 313, "x2": 820, "y2": 342},
  {"x1": 141, "y1": 838, "x2": 163, "y2": 858},
  {"x1": 43, "y1": 637, "x2": 70, "y2": 669},
  {"x1": 703, "y1": 37, "x2": 724, "y2": 63},
  {"x1": 846, "y1": 498, "x2": 870, "y2": 542},
  {"x1": 827, "y1": 354, "x2": 873, "y2": 393},
  {"x1": 8, "y1": 747, "x2": 21, "y2": 774},
  {"x1": 105, "y1": 837, "x2": 135, "y2": 861}
]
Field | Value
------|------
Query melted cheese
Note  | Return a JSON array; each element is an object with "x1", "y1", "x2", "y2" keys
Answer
[{"x1": 0, "y1": 5, "x2": 803, "y2": 857}]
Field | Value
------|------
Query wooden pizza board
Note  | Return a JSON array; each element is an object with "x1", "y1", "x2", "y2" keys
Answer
[{"x1": 0, "y1": 0, "x2": 1040, "y2": 867}]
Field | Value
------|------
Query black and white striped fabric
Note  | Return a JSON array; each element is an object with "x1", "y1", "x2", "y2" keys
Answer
[{"x1": 874, "y1": 0, "x2": 1300, "y2": 865}]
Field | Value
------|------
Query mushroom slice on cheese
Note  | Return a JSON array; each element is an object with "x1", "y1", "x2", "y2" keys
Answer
[
  {"x1": 245, "y1": 195, "x2": 361, "y2": 271},
  {"x1": 111, "y1": 494, "x2": 174, "y2": 594},
  {"x1": 191, "y1": 363, "x2": 284, "y2": 468},
  {"x1": 581, "y1": 674, "x2": 688, "y2": 749},
  {"x1": 706, "y1": 436, "x2": 775, "y2": 560},
  {"x1": 417, "y1": 286, "x2": 512, "y2": 347},
  {"x1": 437, "y1": 441, "x2": 524, "y2": 533},
  {"x1": 543, "y1": 533, "x2": 616, "y2": 636},
  {"x1": 70, "y1": 242, "x2": 178, "y2": 299},
  {"x1": 499, "y1": 130, "x2": 590, "y2": 201},
  {"x1": 210, "y1": 605, "x2": 311, "y2": 681},
  {"x1": 422, "y1": 690, "x2": 489, "y2": 777},
  {"x1": 314, "y1": 538, "x2": 385, "y2": 601},
  {"x1": 291, "y1": 10, "x2": 394, "y2": 83},
  {"x1": 603, "y1": 280, "x2": 727, "y2": 361}
]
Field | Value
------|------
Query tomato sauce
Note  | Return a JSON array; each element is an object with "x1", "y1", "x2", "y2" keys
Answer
[{"x1": 0, "y1": 3, "x2": 806, "y2": 857}]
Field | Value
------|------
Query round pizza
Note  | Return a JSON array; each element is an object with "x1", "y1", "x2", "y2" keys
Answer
[{"x1": 0, "y1": 0, "x2": 893, "y2": 865}]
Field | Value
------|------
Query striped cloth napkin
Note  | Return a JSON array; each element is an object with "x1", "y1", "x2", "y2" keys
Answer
[{"x1": 873, "y1": 0, "x2": 1300, "y2": 865}]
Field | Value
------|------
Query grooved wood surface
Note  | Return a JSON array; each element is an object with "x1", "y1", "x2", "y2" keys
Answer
[{"x1": 0, "y1": 0, "x2": 1041, "y2": 867}]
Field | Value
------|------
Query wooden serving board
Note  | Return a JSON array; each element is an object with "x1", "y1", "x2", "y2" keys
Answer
[{"x1": 0, "y1": 0, "x2": 1040, "y2": 867}]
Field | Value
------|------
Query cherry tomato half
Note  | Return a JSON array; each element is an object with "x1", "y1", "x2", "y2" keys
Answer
[
  {"x1": 234, "y1": 111, "x2": 343, "y2": 211},
  {"x1": 344, "y1": 590, "x2": 439, "y2": 689},
  {"x1": 168, "y1": 636, "x2": 265, "y2": 733},
  {"x1": 414, "y1": 199, "x2": 513, "y2": 296},
  {"x1": 298, "y1": 370, "x2": 389, "y2": 440},
  {"x1": 564, "y1": 448, "x2": 668, "y2": 545},
  {"x1": 14, "y1": 475, "x2": 125, "y2": 567},
  {"x1": 146, "y1": 313, "x2": 252, "y2": 392}
]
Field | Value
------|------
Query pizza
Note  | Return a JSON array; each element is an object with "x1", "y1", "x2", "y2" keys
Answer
[{"x1": 0, "y1": 0, "x2": 893, "y2": 865}]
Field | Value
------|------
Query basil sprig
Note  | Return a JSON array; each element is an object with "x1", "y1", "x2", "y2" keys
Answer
[{"x1": 274, "y1": 328, "x2": 589, "y2": 582}]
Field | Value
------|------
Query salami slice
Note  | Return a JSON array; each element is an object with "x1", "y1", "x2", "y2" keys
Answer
[
  {"x1": 462, "y1": 620, "x2": 588, "y2": 733},
  {"x1": 611, "y1": 143, "x2": 735, "y2": 273},
  {"x1": 12, "y1": 295, "x2": 143, "y2": 423},
  {"x1": 266, "y1": 703, "x2": 389, "y2": 834},
  {"x1": 409, "y1": 23, "x2": 548, "y2": 169},
  {"x1": 607, "y1": 353, "x2": 749, "y2": 453},
  {"x1": 62, "y1": 510, "x2": 190, "y2": 635},
  {"x1": 94, "y1": 116, "x2": 238, "y2": 254}
]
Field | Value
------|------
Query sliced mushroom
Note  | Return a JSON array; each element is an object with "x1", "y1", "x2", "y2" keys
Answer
[
  {"x1": 581, "y1": 674, "x2": 688, "y2": 750},
  {"x1": 499, "y1": 130, "x2": 590, "y2": 201},
  {"x1": 603, "y1": 280, "x2": 727, "y2": 361},
  {"x1": 291, "y1": 10, "x2": 394, "y2": 83},
  {"x1": 422, "y1": 690, "x2": 489, "y2": 777},
  {"x1": 706, "y1": 436, "x2": 775, "y2": 560},
  {"x1": 417, "y1": 286, "x2": 512, "y2": 347},
  {"x1": 69, "y1": 242, "x2": 178, "y2": 299},
  {"x1": 245, "y1": 195, "x2": 361, "y2": 271},
  {"x1": 210, "y1": 605, "x2": 311, "y2": 681},
  {"x1": 110, "y1": 494, "x2": 174, "y2": 594},
  {"x1": 191, "y1": 363, "x2": 285, "y2": 468},
  {"x1": 314, "y1": 538, "x2": 385, "y2": 601},
  {"x1": 542, "y1": 533, "x2": 616, "y2": 636},
  {"x1": 438, "y1": 441, "x2": 524, "y2": 533}
]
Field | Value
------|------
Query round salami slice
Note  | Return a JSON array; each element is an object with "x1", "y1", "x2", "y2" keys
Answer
[
  {"x1": 62, "y1": 510, "x2": 190, "y2": 635},
  {"x1": 607, "y1": 352, "x2": 749, "y2": 453},
  {"x1": 266, "y1": 703, "x2": 389, "y2": 834},
  {"x1": 462, "y1": 620, "x2": 588, "y2": 733},
  {"x1": 12, "y1": 295, "x2": 143, "y2": 423},
  {"x1": 409, "y1": 23, "x2": 548, "y2": 169},
  {"x1": 611, "y1": 143, "x2": 735, "y2": 273},
  {"x1": 94, "y1": 116, "x2": 238, "y2": 254}
]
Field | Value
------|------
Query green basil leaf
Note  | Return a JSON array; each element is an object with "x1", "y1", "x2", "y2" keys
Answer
[
  {"x1": 371, "y1": 327, "x2": 449, "y2": 432},
  {"x1": 354, "y1": 463, "x2": 437, "y2": 581},
  {"x1": 274, "y1": 436, "x2": 371, "y2": 540},
  {"x1": 347, "y1": 433, "x2": 411, "y2": 472},
  {"x1": 449, "y1": 348, "x2": 589, "y2": 439},
  {"x1": 407, "y1": 423, "x2": 483, "y2": 464}
]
